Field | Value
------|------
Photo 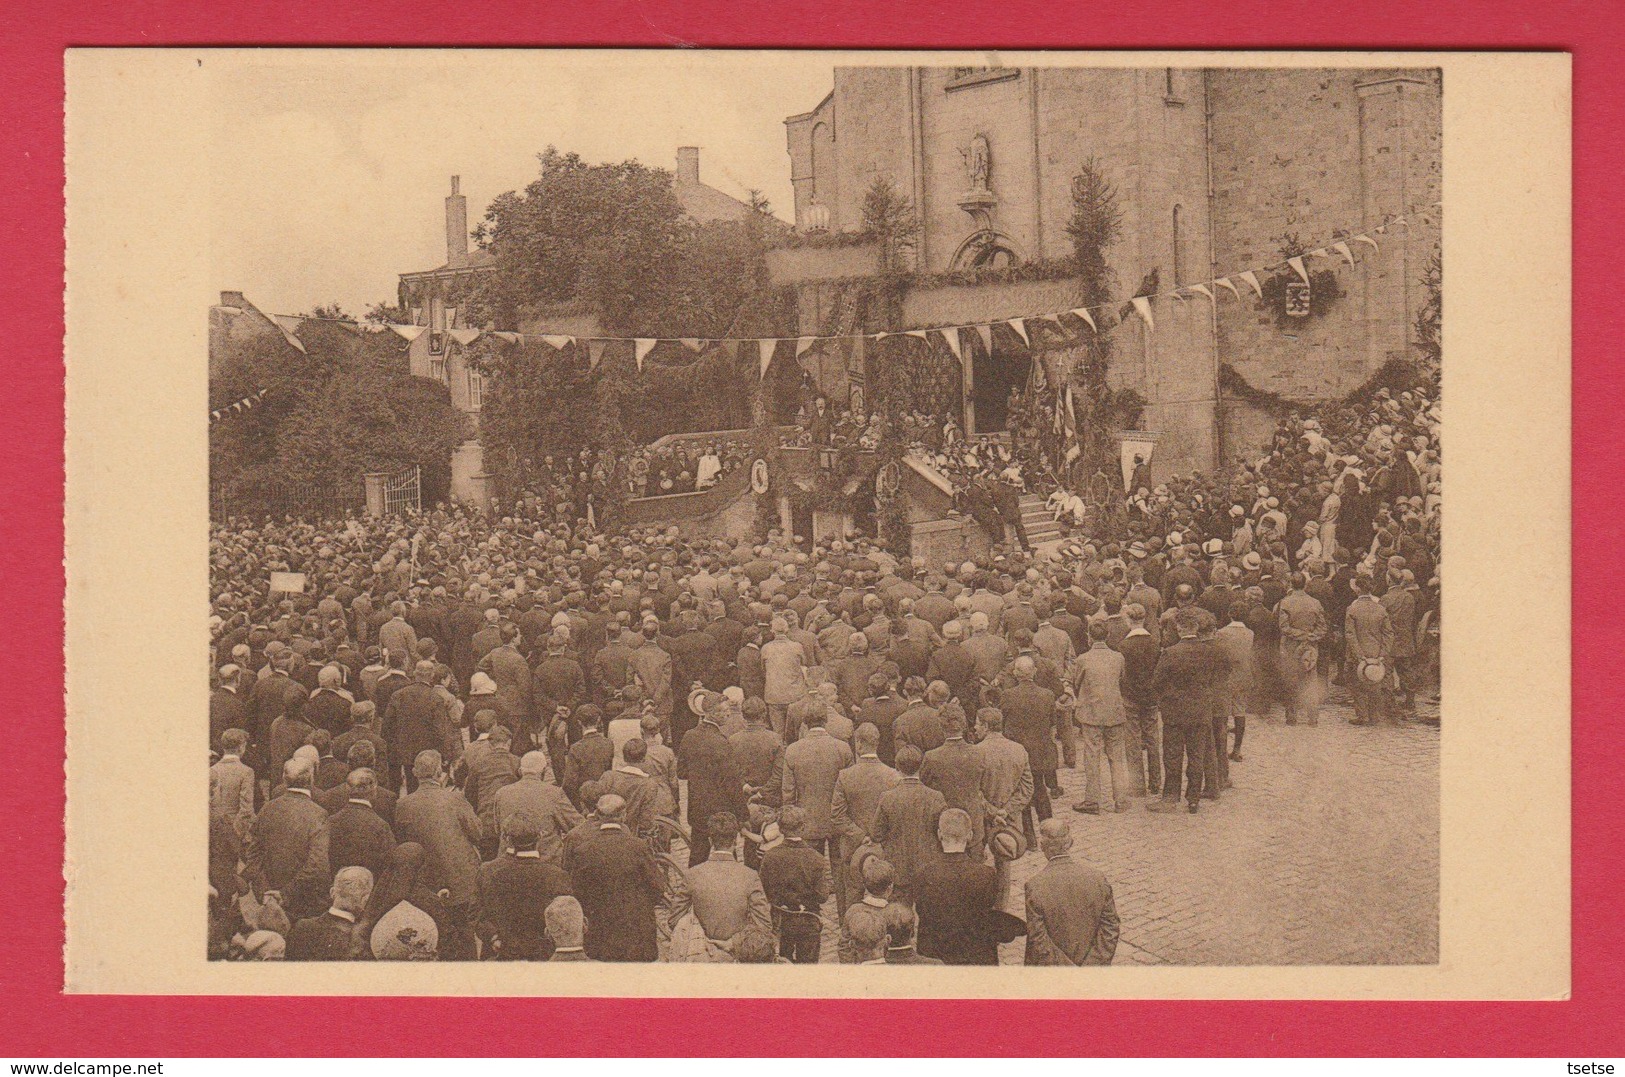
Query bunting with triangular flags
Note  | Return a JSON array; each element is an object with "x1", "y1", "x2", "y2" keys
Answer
[
  {"x1": 680, "y1": 338, "x2": 704, "y2": 352},
  {"x1": 587, "y1": 340, "x2": 606, "y2": 368},
  {"x1": 795, "y1": 336, "x2": 817, "y2": 358},
  {"x1": 388, "y1": 324, "x2": 426, "y2": 343},
  {"x1": 1354, "y1": 233, "x2": 1380, "y2": 251},
  {"x1": 1130, "y1": 296, "x2": 1155, "y2": 330},
  {"x1": 1331, "y1": 241, "x2": 1355, "y2": 266},
  {"x1": 1238, "y1": 271, "x2": 1263, "y2": 299},
  {"x1": 1189, "y1": 283, "x2": 1215, "y2": 303},
  {"x1": 448, "y1": 328, "x2": 481, "y2": 346},
  {"x1": 1069, "y1": 307, "x2": 1097, "y2": 333},
  {"x1": 634, "y1": 339, "x2": 658, "y2": 370},
  {"x1": 758, "y1": 340, "x2": 776, "y2": 378},
  {"x1": 1287, "y1": 257, "x2": 1310, "y2": 284},
  {"x1": 541, "y1": 334, "x2": 573, "y2": 350},
  {"x1": 974, "y1": 324, "x2": 993, "y2": 356},
  {"x1": 1214, "y1": 277, "x2": 1240, "y2": 300},
  {"x1": 939, "y1": 327, "x2": 963, "y2": 361},
  {"x1": 1007, "y1": 318, "x2": 1029, "y2": 346}
]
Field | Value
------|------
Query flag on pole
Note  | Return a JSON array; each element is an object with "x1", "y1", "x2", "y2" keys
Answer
[
  {"x1": 939, "y1": 328, "x2": 963, "y2": 360},
  {"x1": 634, "y1": 339, "x2": 658, "y2": 370},
  {"x1": 1131, "y1": 296, "x2": 1155, "y2": 330},
  {"x1": 1331, "y1": 241, "x2": 1356, "y2": 266},
  {"x1": 1069, "y1": 307, "x2": 1096, "y2": 333},
  {"x1": 1287, "y1": 256, "x2": 1310, "y2": 284},
  {"x1": 1214, "y1": 277, "x2": 1240, "y2": 300},
  {"x1": 1238, "y1": 271, "x2": 1263, "y2": 299}
]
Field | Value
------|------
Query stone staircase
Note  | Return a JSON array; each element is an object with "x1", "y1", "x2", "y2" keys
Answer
[{"x1": 1019, "y1": 491, "x2": 1062, "y2": 550}]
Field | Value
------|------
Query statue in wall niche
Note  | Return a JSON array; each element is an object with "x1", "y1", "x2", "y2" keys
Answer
[{"x1": 964, "y1": 134, "x2": 992, "y2": 193}]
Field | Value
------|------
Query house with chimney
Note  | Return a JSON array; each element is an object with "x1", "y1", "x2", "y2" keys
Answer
[{"x1": 397, "y1": 148, "x2": 767, "y2": 506}]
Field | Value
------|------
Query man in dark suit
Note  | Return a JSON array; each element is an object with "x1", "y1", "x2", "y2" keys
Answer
[
  {"x1": 757, "y1": 806, "x2": 831, "y2": 963},
  {"x1": 210, "y1": 666, "x2": 248, "y2": 753},
  {"x1": 476, "y1": 811, "x2": 573, "y2": 960},
  {"x1": 305, "y1": 664, "x2": 355, "y2": 736},
  {"x1": 1023, "y1": 818, "x2": 1119, "y2": 966},
  {"x1": 915, "y1": 808, "x2": 1002, "y2": 965},
  {"x1": 598, "y1": 737, "x2": 663, "y2": 838},
  {"x1": 568, "y1": 795, "x2": 666, "y2": 962},
  {"x1": 855, "y1": 672, "x2": 906, "y2": 766},
  {"x1": 383, "y1": 661, "x2": 458, "y2": 793},
  {"x1": 998, "y1": 656, "x2": 1058, "y2": 839},
  {"x1": 326, "y1": 769, "x2": 396, "y2": 882},
  {"x1": 533, "y1": 629, "x2": 587, "y2": 734},
  {"x1": 563, "y1": 704, "x2": 616, "y2": 810},
  {"x1": 919, "y1": 710, "x2": 988, "y2": 858},
  {"x1": 317, "y1": 741, "x2": 397, "y2": 825},
  {"x1": 830, "y1": 723, "x2": 902, "y2": 914},
  {"x1": 394, "y1": 750, "x2": 483, "y2": 958},
  {"x1": 926, "y1": 621, "x2": 979, "y2": 714},
  {"x1": 870, "y1": 745, "x2": 947, "y2": 901},
  {"x1": 286, "y1": 865, "x2": 374, "y2": 961},
  {"x1": 1148, "y1": 607, "x2": 1229, "y2": 814},
  {"x1": 677, "y1": 708, "x2": 746, "y2": 867},
  {"x1": 244, "y1": 757, "x2": 331, "y2": 919}
]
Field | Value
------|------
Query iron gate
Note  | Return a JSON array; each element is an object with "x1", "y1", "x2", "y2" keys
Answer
[{"x1": 383, "y1": 465, "x2": 422, "y2": 516}]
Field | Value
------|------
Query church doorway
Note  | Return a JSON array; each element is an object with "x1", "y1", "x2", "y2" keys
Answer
[{"x1": 970, "y1": 342, "x2": 1031, "y2": 435}]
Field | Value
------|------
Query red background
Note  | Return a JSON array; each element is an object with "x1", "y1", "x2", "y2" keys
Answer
[{"x1": 2, "y1": 3, "x2": 1614, "y2": 1056}]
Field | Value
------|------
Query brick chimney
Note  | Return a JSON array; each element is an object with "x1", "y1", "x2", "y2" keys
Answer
[
  {"x1": 218, "y1": 290, "x2": 247, "y2": 309},
  {"x1": 445, "y1": 175, "x2": 468, "y2": 269},
  {"x1": 675, "y1": 146, "x2": 700, "y2": 186}
]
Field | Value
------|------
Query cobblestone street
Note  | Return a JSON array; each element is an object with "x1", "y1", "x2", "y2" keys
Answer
[
  {"x1": 808, "y1": 698, "x2": 1439, "y2": 966},
  {"x1": 1002, "y1": 700, "x2": 1439, "y2": 965}
]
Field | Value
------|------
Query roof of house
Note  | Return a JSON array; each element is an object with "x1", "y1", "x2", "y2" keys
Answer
[{"x1": 400, "y1": 247, "x2": 496, "y2": 279}]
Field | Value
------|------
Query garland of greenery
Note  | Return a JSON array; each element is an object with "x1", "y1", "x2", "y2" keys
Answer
[{"x1": 1219, "y1": 358, "x2": 1430, "y2": 417}]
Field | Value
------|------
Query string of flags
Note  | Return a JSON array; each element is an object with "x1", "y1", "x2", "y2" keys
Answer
[
  {"x1": 259, "y1": 200, "x2": 1439, "y2": 375},
  {"x1": 211, "y1": 388, "x2": 268, "y2": 424}
]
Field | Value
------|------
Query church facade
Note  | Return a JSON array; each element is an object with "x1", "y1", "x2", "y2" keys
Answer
[{"x1": 780, "y1": 65, "x2": 1441, "y2": 478}]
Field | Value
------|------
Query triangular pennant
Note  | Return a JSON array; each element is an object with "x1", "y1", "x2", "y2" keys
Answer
[
  {"x1": 1391, "y1": 216, "x2": 1408, "y2": 230},
  {"x1": 1069, "y1": 308, "x2": 1097, "y2": 333},
  {"x1": 587, "y1": 340, "x2": 606, "y2": 368},
  {"x1": 974, "y1": 324, "x2": 993, "y2": 355},
  {"x1": 448, "y1": 328, "x2": 481, "y2": 346},
  {"x1": 680, "y1": 338, "x2": 703, "y2": 352},
  {"x1": 906, "y1": 329, "x2": 928, "y2": 341},
  {"x1": 634, "y1": 339, "x2": 658, "y2": 370},
  {"x1": 758, "y1": 340, "x2": 775, "y2": 378},
  {"x1": 1331, "y1": 241, "x2": 1356, "y2": 266},
  {"x1": 1170, "y1": 290, "x2": 1187, "y2": 302},
  {"x1": 542, "y1": 334, "x2": 575, "y2": 350},
  {"x1": 490, "y1": 331, "x2": 521, "y2": 344},
  {"x1": 939, "y1": 328, "x2": 963, "y2": 361},
  {"x1": 1287, "y1": 257, "x2": 1309, "y2": 284},
  {"x1": 1238, "y1": 271, "x2": 1263, "y2": 299},
  {"x1": 1353, "y1": 233, "x2": 1380, "y2": 252},
  {"x1": 1007, "y1": 318, "x2": 1029, "y2": 346},
  {"x1": 795, "y1": 336, "x2": 817, "y2": 357},
  {"x1": 272, "y1": 315, "x2": 304, "y2": 336},
  {"x1": 1214, "y1": 277, "x2": 1240, "y2": 300},
  {"x1": 1189, "y1": 283, "x2": 1215, "y2": 303},
  {"x1": 1131, "y1": 296, "x2": 1155, "y2": 331},
  {"x1": 389, "y1": 323, "x2": 426, "y2": 343}
]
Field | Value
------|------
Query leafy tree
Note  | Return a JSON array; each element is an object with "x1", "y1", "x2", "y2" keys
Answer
[
  {"x1": 210, "y1": 318, "x2": 467, "y2": 514},
  {"x1": 301, "y1": 303, "x2": 353, "y2": 322},
  {"x1": 364, "y1": 301, "x2": 410, "y2": 325},
  {"x1": 1414, "y1": 249, "x2": 1442, "y2": 376},
  {"x1": 860, "y1": 176, "x2": 921, "y2": 273},
  {"x1": 1061, "y1": 159, "x2": 1143, "y2": 477}
]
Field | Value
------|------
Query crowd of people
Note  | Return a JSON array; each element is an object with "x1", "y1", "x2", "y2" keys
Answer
[
  {"x1": 626, "y1": 437, "x2": 754, "y2": 498},
  {"x1": 207, "y1": 376, "x2": 1438, "y2": 966}
]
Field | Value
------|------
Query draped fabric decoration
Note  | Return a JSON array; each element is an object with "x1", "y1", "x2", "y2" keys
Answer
[{"x1": 258, "y1": 200, "x2": 1428, "y2": 367}]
